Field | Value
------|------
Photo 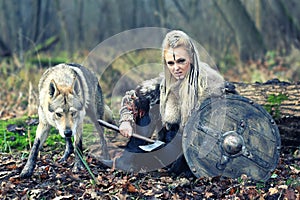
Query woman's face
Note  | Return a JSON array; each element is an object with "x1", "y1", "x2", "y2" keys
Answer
[{"x1": 165, "y1": 47, "x2": 191, "y2": 80}]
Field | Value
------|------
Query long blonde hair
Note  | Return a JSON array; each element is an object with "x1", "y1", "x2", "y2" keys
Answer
[{"x1": 160, "y1": 30, "x2": 209, "y2": 128}]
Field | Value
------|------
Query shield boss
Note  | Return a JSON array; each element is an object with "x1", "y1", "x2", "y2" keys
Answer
[{"x1": 183, "y1": 94, "x2": 281, "y2": 181}]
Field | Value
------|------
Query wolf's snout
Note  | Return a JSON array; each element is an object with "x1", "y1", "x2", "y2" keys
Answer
[{"x1": 64, "y1": 128, "x2": 72, "y2": 137}]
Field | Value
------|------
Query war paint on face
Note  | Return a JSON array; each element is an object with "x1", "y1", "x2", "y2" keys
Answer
[
  {"x1": 165, "y1": 47, "x2": 191, "y2": 80},
  {"x1": 173, "y1": 49, "x2": 176, "y2": 60}
]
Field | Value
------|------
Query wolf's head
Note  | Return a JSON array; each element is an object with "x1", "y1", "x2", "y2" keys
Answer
[{"x1": 48, "y1": 78, "x2": 84, "y2": 138}]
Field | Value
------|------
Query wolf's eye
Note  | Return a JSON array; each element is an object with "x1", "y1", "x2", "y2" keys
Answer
[
  {"x1": 55, "y1": 113, "x2": 62, "y2": 118},
  {"x1": 71, "y1": 111, "x2": 77, "y2": 117}
]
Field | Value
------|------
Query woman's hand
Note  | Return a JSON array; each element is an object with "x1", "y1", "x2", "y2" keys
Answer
[{"x1": 119, "y1": 121, "x2": 133, "y2": 138}]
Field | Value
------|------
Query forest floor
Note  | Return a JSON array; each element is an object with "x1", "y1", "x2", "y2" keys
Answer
[{"x1": 0, "y1": 145, "x2": 299, "y2": 199}]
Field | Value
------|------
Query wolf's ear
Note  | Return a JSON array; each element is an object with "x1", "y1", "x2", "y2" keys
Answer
[
  {"x1": 71, "y1": 76, "x2": 80, "y2": 95},
  {"x1": 49, "y1": 79, "x2": 59, "y2": 98}
]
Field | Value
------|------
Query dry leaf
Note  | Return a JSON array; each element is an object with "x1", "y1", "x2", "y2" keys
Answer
[
  {"x1": 39, "y1": 173, "x2": 48, "y2": 180},
  {"x1": 278, "y1": 185, "x2": 288, "y2": 189},
  {"x1": 268, "y1": 187, "x2": 278, "y2": 195},
  {"x1": 144, "y1": 189, "x2": 154, "y2": 196},
  {"x1": 229, "y1": 187, "x2": 236, "y2": 195},
  {"x1": 43, "y1": 165, "x2": 50, "y2": 174},
  {"x1": 9, "y1": 175, "x2": 20, "y2": 184},
  {"x1": 86, "y1": 157, "x2": 93, "y2": 164},
  {"x1": 6, "y1": 164, "x2": 17, "y2": 170},
  {"x1": 53, "y1": 195, "x2": 74, "y2": 200},
  {"x1": 127, "y1": 183, "x2": 138, "y2": 193},
  {"x1": 204, "y1": 192, "x2": 214, "y2": 198},
  {"x1": 290, "y1": 166, "x2": 300, "y2": 174}
]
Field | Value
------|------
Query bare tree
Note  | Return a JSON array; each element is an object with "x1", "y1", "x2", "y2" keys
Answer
[
  {"x1": 214, "y1": 0, "x2": 266, "y2": 61},
  {"x1": 54, "y1": 0, "x2": 70, "y2": 56},
  {"x1": 75, "y1": 0, "x2": 84, "y2": 49},
  {"x1": 33, "y1": 0, "x2": 42, "y2": 43}
]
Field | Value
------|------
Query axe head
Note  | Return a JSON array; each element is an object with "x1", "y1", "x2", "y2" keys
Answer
[{"x1": 139, "y1": 140, "x2": 165, "y2": 152}]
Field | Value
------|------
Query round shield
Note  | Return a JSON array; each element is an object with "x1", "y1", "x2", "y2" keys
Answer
[{"x1": 183, "y1": 94, "x2": 281, "y2": 181}]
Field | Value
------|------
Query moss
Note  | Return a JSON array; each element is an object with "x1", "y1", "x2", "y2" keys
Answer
[
  {"x1": 0, "y1": 117, "x2": 64, "y2": 153},
  {"x1": 264, "y1": 93, "x2": 288, "y2": 119}
]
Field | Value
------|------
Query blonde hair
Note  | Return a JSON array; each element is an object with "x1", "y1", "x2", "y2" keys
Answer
[{"x1": 160, "y1": 30, "x2": 208, "y2": 128}]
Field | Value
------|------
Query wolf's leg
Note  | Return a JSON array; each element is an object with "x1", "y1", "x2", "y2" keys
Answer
[
  {"x1": 59, "y1": 137, "x2": 74, "y2": 162},
  {"x1": 92, "y1": 117, "x2": 110, "y2": 159},
  {"x1": 88, "y1": 84, "x2": 110, "y2": 160},
  {"x1": 20, "y1": 123, "x2": 50, "y2": 178},
  {"x1": 73, "y1": 123, "x2": 85, "y2": 172}
]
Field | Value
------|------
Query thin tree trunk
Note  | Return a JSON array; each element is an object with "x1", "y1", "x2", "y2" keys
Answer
[
  {"x1": 54, "y1": 0, "x2": 70, "y2": 55},
  {"x1": 76, "y1": 0, "x2": 84, "y2": 48},
  {"x1": 33, "y1": 0, "x2": 42, "y2": 43}
]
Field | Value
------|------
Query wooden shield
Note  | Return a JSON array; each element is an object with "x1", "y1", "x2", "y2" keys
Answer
[{"x1": 182, "y1": 94, "x2": 281, "y2": 181}]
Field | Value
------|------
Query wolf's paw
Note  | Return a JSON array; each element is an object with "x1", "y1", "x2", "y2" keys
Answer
[
  {"x1": 101, "y1": 148, "x2": 110, "y2": 160},
  {"x1": 72, "y1": 161, "x2": 85, "y2": 173},
  {"x1": 59, "y1": 147, "x2": 73, "y2": 163},
  {"x1": 20, "y1": 167, "x2": 34, "y2": 179}
]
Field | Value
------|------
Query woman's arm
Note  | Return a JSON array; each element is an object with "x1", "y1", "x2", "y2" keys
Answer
[
  {"x1": 119, "y1": 77, "x2": 162, "y2": 137},
  {"x1": 119, "y1": 90, "x2": 137, "y2": 123}
]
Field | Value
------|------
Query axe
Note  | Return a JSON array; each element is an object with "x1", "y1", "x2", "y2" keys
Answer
[{"x1": 98, "y1": 119, "x2": 165, "y2": 152}]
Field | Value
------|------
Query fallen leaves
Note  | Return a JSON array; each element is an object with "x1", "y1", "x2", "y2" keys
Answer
[{"x1": 0, "y1": 146, "x2": 299, "y2": 199}]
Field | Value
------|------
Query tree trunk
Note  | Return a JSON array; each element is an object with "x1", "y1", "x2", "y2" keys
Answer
[
  {"x1": 75, "y1": 0, "x2": 84, "y2": 49},
  {"x1": 215, "y1": 0, "x2": 266, "y2": 61},
  {"x1": 232, "y1": 79, "x2": 300, "y2": 147},
  {"x1": 54, "y1": 0, "x2": 70, "y2": 55},
  {"x1": 33, "y1": 0, "x2": 42, "y2": 43}
]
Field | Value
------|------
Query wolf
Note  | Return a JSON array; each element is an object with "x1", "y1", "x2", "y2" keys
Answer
[{"x1": 20, "y1": 63, "x2": 111, "y2": 178}]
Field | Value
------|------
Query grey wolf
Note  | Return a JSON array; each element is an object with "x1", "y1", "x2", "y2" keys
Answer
[{"x1": 20, "y1": 63, "x2": 110, "y2": 178}]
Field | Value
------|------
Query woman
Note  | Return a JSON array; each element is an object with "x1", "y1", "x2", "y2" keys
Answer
[{"x1": 116, "y1": 30, "x2": 227, "y2": 176}]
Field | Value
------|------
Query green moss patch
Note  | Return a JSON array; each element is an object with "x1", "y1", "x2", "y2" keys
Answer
[
  {"x1": 264, "y1": 93, "x2": 288, "y2": 119},
  {"x1": 0, "y1": 117, "x2": 63, "y2": 153}
]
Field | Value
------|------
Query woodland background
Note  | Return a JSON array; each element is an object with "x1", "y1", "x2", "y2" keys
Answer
[
  {"x1": 0, "y1": 0, "x2": 300, "y2": 199},
  {"x1": 1, "y1": 0, "x2": 300, "y2": 119}
]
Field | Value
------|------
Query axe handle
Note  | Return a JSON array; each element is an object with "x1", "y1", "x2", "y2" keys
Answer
[{"x1": 98, "y1": 119, "x2": 156, "y2": 143}]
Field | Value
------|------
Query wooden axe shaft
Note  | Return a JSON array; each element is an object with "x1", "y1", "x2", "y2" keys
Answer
[{"x1": 98, "y1": 119, "x2": 156, "y2": 143}]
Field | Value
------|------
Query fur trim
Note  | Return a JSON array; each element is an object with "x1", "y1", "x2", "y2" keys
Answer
[{"x1": 163, "y1": 90, "x2": 181, "y2": 125}]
